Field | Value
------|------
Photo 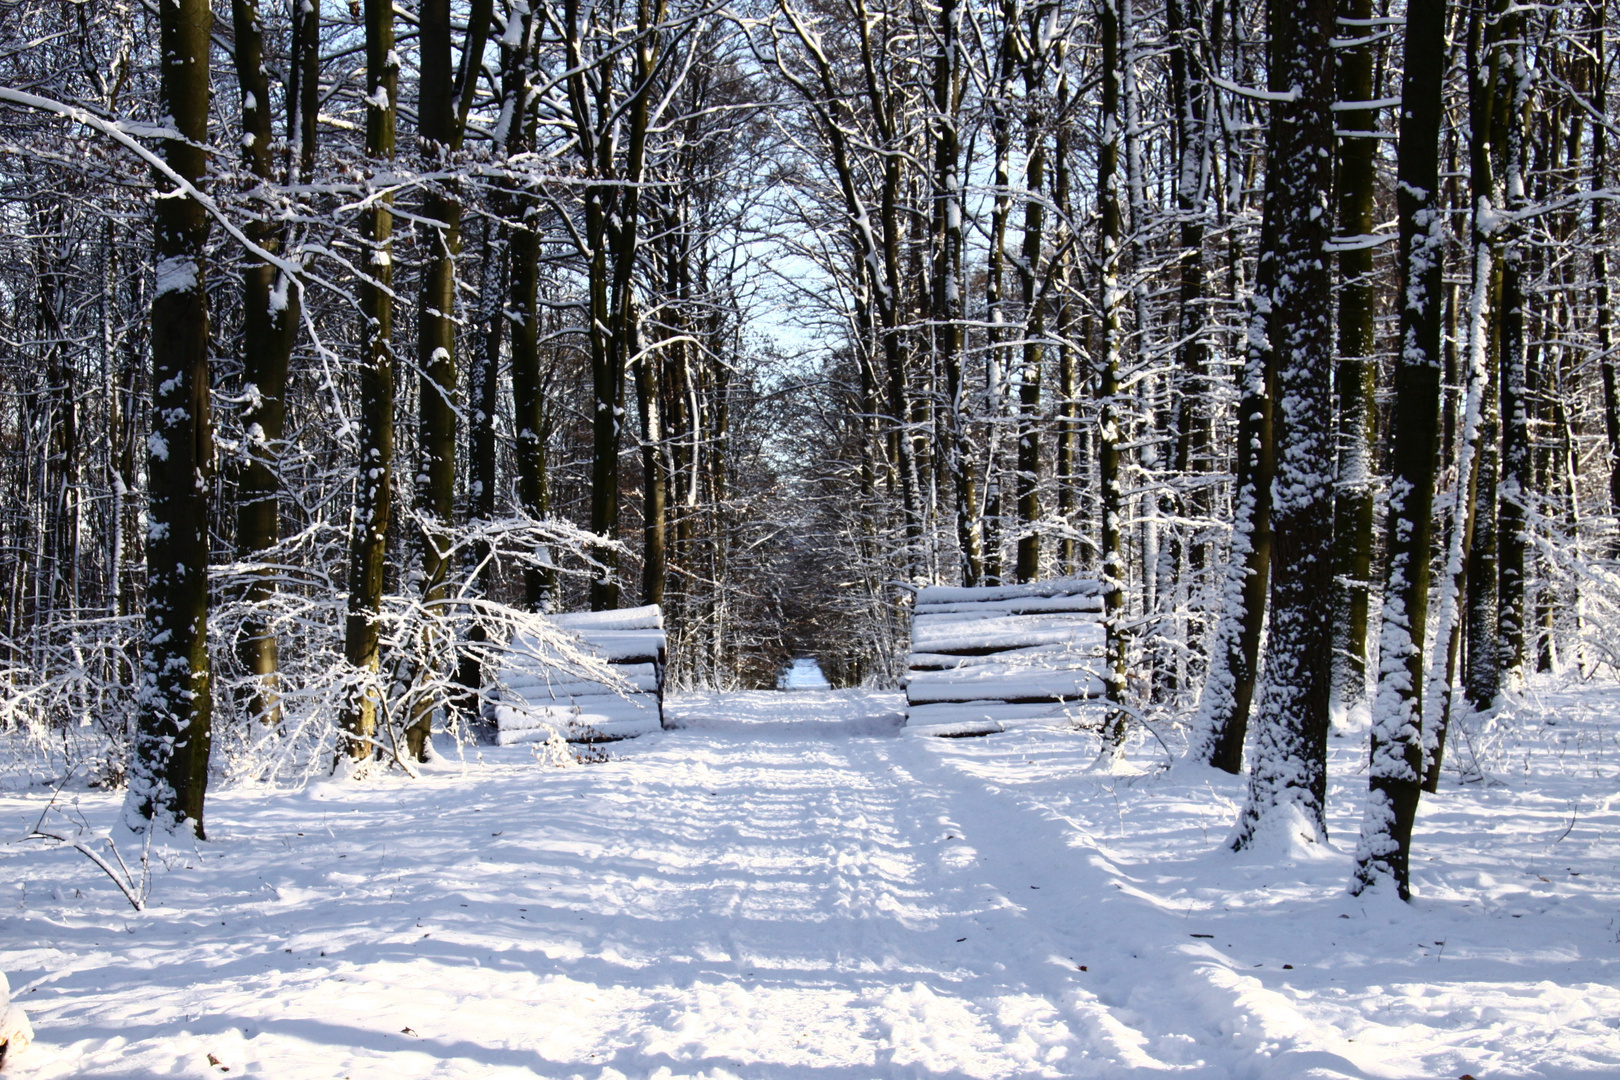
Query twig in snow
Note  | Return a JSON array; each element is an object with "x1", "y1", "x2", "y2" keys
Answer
[{"x1": 16, "y1": 774, "x2": 153, "y2": 911}]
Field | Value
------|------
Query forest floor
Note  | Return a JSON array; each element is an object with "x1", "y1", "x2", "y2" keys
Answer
[{"x1": 3, "y1": 684, "x2": 1620, "y2": 1078}]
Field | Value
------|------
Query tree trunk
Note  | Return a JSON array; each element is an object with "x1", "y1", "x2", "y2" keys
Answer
[
  {"x1": 1192, "y1": 30, "x2": 1275, "y2": 772},
  {"x1": 1052, "y1": 52, "x2": 1079, "y2": 577},
  {"x1": 1329, "y1": 0, "x2": 1380, "y2": 718},
  {"x1": 340, "y1": 0, "x2": 397, "y2": 764},
  {"x1": 1014, "y1": 11, "x2": 1047, "y2": 584},
  {"x1": 635, "y1": 325, "x2": 667, "y2": 606},
  {"x1": 1097, "y1": 0, "x2": 1129, "y2": 751},
  {"x1": 1593, "y1": 2, "x2": 1620, "y2": 539},
  {"x1": 1230, "y1": 0, "x2": 1337, "y2": 847},
  {"x1": 934, "y1": 0, "x2": 980, "y2": 585},
  {"x1": 128, "y1": 0, "x2": 213, "y2": 834},
  {"x1": 500, "y1": 3, "x2": 550, "y2": 611},
  {"x1": 1349, "y1": 0, "x2": 1446, "y2": 898},
  {"x1": 1495, "y1": 38, "x2": 1531, "y2": 684},
  {"x1": 1422, "y1": 0, "x2": 1511, "y2": 790},
  {"x1": 1168, "y1": 0, "x2": 1211, "y2": 686},
  {"x1": 231, "y1": 0, "x2": 304, "y2": 730}
]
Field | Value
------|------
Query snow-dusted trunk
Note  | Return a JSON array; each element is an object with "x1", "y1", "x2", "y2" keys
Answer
[
  {"x1": 1097, "y1": 0, "x2": 1129, "y2": 750},
  {"x1": 1189, "y1": 43, "x2": 1275, "y2": 774},
  {"x1": 982, "y1": 3, "x2": 1018, "y2": 586},
  {"x1": 340, "y1": 0, "x2": 398, "y2": 763},
  {"x1": 1423, "y1": 0, "x2": 1511, "y2": 791},
  {"x1": 1328, "y1": 0, "x2": 1381, "y2": 720},
  {"x1": 1014, "y1": 8, "x2": 1048, "y2": 584},
  {"x1": 458, "y1": 225, "x2": 503, "y2": 720},
  {"x1": 934, "y1": 0, "x2": 981, "y2": 585},
  {"x1": 408, "y1": 0, "x2": 462, "y2": 758},
  {"x1": 231, "y1": 0, "x2": 301, "y2": 729},
  {"x1": 128, "y1": 0, "x2": 213, "y2": 834},
  {"x1": 575, "y1": 0, "x2": 661, "y2": 611},
  {"x1": 1229, "y1": 0, "x2": 1337, "y2": 848},
  {"x1": 1052, "y1": 57, "x2": 1079, "y2": 576},
  {"x1": 1464, "y1": 372, "x2": 1500, "y2": 711},
  {"x1": 1167, "y1": 0, "x2": 1211, "y2": 691},
  {"x1": 501, "y1": 2, "x2": 551, "y2": 611},
  {"x1": 1495, "y1": 33, "x2": 1533, "y2": 686},
  {"x1": 1349, "y1": 0, "x2": 1446, "y2": 899},
  {"x1": 1424, "y1": 235, "x2": 1495, "y2": 790},
  {"x1": 1593, "y1": 3, "x2": 1620, "y2": 540},
  {"x1": 635, "y1": 328, "x2": 668, "y2": 606}
]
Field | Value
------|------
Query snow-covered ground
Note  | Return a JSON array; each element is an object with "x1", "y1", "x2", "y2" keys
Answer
[{"x1": 3, "y1": 685, "x2": 1620, "y2": 1078}]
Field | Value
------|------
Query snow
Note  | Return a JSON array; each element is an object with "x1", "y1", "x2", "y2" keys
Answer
[
  {"x1": 4, "y1": 684, "x2": 1620, "y2": 1077},
  {"x1": 152, "y1": 256, "x2": 197, "y2": 299},
  {"x1": 777, "y1": 658, "x2": 831, "y2": 690},
  {"x1": 906, "y1": 582, "x2": 1106, "y2": 738},
  {"x1": 492, "y1": 606, "x2": 666, "y2": 745}
]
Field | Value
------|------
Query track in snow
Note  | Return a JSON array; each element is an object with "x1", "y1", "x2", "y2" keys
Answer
[{"x1": 5, "y1": 687, "x2": 1620, "y2": 1078}]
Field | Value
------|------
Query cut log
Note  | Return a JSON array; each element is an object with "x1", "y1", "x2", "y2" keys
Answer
[
  {"x1": 493, "y1": 605, "x2": 666, "y2": 745},
  {"x1": 904, "y1": 579, "x2": 1105, "y2": 735}
]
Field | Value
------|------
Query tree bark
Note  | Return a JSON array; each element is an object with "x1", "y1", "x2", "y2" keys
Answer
[
  {"x1": 1350, "y1": 0, "x2": 1447, "y2": 898},
  {"x1": 1593, "y1": 2, "x2": 1620, "y2": 540},
  {"x1": 340, "y1": 0, "x2": 397, "y2": 764},
  {"x1": 1329, "y1": 0, "x2": 1380, "y2": 717},
  {"x1": 1191, "y1": 0, "x2": 1274, "y2": 772},
  {"x1": 1495, "y1": 35, "x2": 1531, "y2": 685},
  {"x1": 1230, "y1": 0, "x2": 1337, "y2": 846},
  {"x1": 128, "y1": 0, "x2": 213, "y2": 834},
  {"x1": 1097, "y1": 0, "x2": 1129, "y2": 751},
  {"x1": 1014, "y1": 7, "x2": 1048, "y2": 584},
  {"x1": 231, "y1": 0, "x2": 303, "y2": 730},
  {"x1": 934, "y1": 0, "x2": 980, "y2": 585}
]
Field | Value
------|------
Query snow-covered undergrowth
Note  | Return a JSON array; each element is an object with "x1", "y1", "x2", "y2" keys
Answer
[{"x1": 2, "y1": 684, "x2": 1618, "y2": 1078}]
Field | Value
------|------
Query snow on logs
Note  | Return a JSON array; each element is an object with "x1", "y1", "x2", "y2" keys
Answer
[
  {"x1": 492, "y1": 605, "x2": 667, "y2": 745},
  {"x1": 0, "y1": 971, "x2": 33, "y2": 1070},
  {"x1": 904, "y1": 580, "x2": 1106, "y2": 737}
]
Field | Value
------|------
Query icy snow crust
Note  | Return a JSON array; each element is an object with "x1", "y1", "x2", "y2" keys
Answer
[{"x1": 5, "y1": 685, "x2": 1620, "y2": 1078}]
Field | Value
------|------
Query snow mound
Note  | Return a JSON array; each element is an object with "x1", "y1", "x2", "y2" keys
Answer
[{"x1": 0, "y1": 972, "x2": 32, "y2": 1070}]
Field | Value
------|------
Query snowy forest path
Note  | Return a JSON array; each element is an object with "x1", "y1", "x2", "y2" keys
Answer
[{"x1": 10, "y1": 688, "x2": 1620, "y2": 1078}]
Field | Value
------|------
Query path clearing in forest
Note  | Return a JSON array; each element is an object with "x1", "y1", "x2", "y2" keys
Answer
[{"x1": 5, "y1": 687, "x2": 1620, "y2": 1078}]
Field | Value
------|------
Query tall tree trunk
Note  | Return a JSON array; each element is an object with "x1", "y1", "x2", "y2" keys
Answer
[
  {"x1": 1230, "y1": 0, "x2": 1337, "y2": 847},
  {"x1": 1168, "y1": 0, "x2": 1211, "y2": 685},
  {"x1": 1191, "y1": 4, "x2": 1275, "y2": 772},
  {"x1": 1329, "y1": 0, "x2": 1380, "y2": 718},
  {"x1": 635, "y1": 325, "x2": 667, "y2": 606},
  {"x1": 1423, "y1": 0, "x2": 1510, "y2": 790},
  {"x1": 340, "y1": 0, "x2": 397, "y2": 764},
  {"x1": 456, "y1": 223, "x2": 503, "y2": 728},
  {"x1": 982, "y1": 3, "x2": 1017, "y2": 587},
  {"x1": 408, "y1": 0, "x2": 461, "y2": 760},
  {"x1": 1495, "y1": 33, "x2": 1531, "y2": 685},
  {"x1": 231, "y1": 0, "x2": 303, "y2": 730},
  {"x1": 1465, "y1": 375, "x2": 1500, "y2": 709},
  {"x1": 575, "y1": 0, "x2": 661, "y2": 610},
  {"x1": 1052, "y1": 52, "x2": 1079, "y2": 576},
  {"x1": 1593, "y1": 2, "x2": 1620, "y2": 538},
  {"x1": 407, "y1": 0, "x2": 492, "y2": 758},
  {"x1": 933, "y1": 0, "x2": 980, "y2": 584},
  {"x1": 501, "y1": 2, "x2": 550, "y2": 611},
  {"x1": 128, "y1": 0, "x2": 213, "y2": 834},
  {"x1": 1097, "y1": 0, "x2": 1129, "y2": 751},
  {"x1": 1350, "y1": 0, "x2": 1446, "y2": 899},
  {"x1": 1014, "y1": 14, "x2": 1047, "y2": 584},
  {"x1": 287, "y1": 0, "x2": 319, "y2": 181}
]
